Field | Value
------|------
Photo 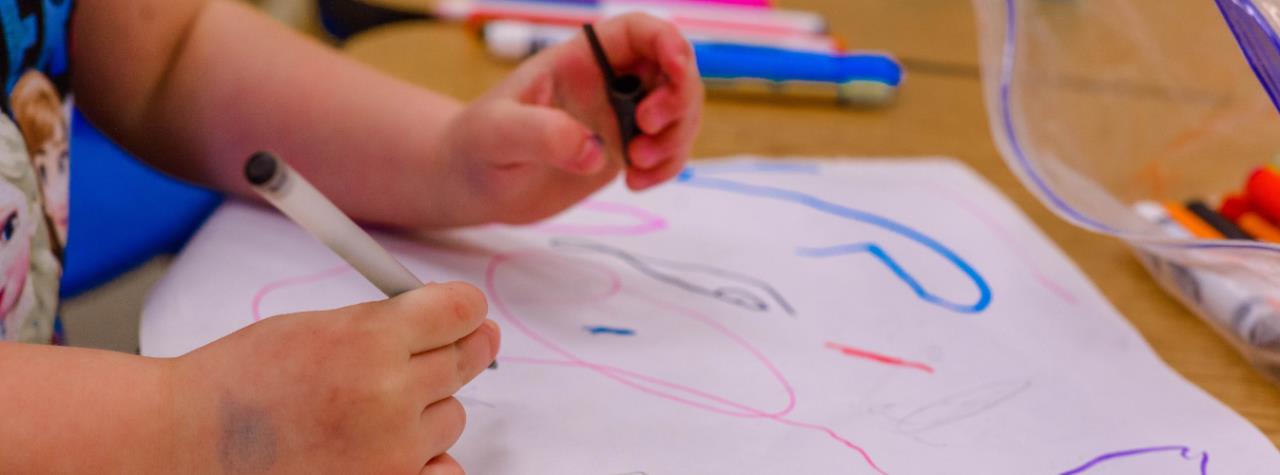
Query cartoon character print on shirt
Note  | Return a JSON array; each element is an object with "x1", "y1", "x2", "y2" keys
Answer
[
  {"x1": 0, "y1": 112, "x2": 59, "y2": 342},
  {"x1": 11, "y1": 70, "x2": 67, "y2": 249},
  {"x1": 0, "y1": 0, "x2": 74, "y2": 342}
]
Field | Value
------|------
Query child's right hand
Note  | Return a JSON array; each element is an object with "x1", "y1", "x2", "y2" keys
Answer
[{"x1": 166, "y1": 282, "x2": 498, "y2": 474}]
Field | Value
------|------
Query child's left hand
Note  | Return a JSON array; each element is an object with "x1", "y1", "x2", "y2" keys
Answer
[{"x1": 437, "y1": 13, "x2": 703, "y2": 225}]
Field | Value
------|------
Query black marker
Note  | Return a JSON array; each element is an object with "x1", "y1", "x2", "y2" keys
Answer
[
  {"x1": 583, "y1": 23, "x2": 647, "y2": 167},
  {"x1": 1186, "y1": 199, "x2": 1252, "y2": 240}
]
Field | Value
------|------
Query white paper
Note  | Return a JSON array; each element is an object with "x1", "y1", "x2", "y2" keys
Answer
[{"x1": 141, "y1": 158, "x2": 1279, "y2": 474}]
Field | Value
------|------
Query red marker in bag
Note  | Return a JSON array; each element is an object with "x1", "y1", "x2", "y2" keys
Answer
[
  {"x1": 1245, "y1": 166, "x2": 1280, "y2": 225},
  {"x1": 1218, "y1": 193, "x2": 1252, "y2": 222}
]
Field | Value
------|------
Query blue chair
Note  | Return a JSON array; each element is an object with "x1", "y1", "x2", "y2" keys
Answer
[{"x1": 61, "y1": 110, "x2": 223, "y2": 298}]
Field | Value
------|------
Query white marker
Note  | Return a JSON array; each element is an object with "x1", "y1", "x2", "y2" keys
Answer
[{"x1": 244, "y1": 152, "x2": 422, "y2": 297}]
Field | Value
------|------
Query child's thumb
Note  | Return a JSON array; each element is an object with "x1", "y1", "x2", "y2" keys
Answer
[{"x1": 501, "y1": 102, "x2": 607, "y2": 175}]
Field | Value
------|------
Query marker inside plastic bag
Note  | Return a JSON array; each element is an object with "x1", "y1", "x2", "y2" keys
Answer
[
  {"x1": 1246, "y1": 166, "x2": 1280, "y2": 224},
  {"x1": 1161, "y1": 201, "x2": 1224, "y2": 239},
  {"x1": 244, "y1": 152, "x2": 497, "y2": 368},
  {"x1": 1186, "y1": 199, "x2": 1252, "y2": 239},
  {"x1": 1133, "y1": 200, "x2": 1280, "y2": 352},
  {"x1": 583, "y1": 23, "x2": 646, "y2": 167},
  {"x1": 1238, "y1": 212, "x2": 1280, "y2": 243}
]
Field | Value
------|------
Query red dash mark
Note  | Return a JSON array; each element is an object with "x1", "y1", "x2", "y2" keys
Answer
[{"x1": 824, "y1": 342, "x2": 934, "y2": 374}]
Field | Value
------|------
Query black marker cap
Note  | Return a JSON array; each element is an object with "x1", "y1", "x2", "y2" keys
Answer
[
  {"x1": 583, "y1": 24, "x2": 648, "y2": 167},
  {"x1": 608, "y1": 74, "x2": 647, "y2": 150},
  {"x1": 245, "y1": 151, "x2": 279, "y2": 186}
]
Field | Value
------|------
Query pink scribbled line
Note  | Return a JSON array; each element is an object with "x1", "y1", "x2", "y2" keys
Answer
[
  {"x1": 251, "y1": 264, "x2": 353, "y2": 322},
  {"x1": 488, "y1": 251, "x2": 887, "y2": 474},
  {"x1": 489, "y1": 250, "x2": 796, "y2": 418},
  {"x1": 921, "y1": 184, "x2": 1079, "y2": 305},
  {"x1": 500, "y1": 356, "x2": 789, "y2": 418},
  {"x1": 499, "y1": 357, "x2": 889, "y2": 461},
  {"x1": 530, "y1": 201, "x2": 668, "y2": 236},
  {"x1": 824, "y1": 341, "x2": 934, "y2": 374}
]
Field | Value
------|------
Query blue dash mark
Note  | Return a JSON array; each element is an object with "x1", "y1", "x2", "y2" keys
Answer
[
  {"x1": 584, "y1": 326, "x2": 636, "y2": 336},
  {"x1": 677, "y1": 168, "x2": 991, "y2": 314}
]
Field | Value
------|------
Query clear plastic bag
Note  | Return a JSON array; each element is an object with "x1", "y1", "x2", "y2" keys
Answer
[{"x1": 972, "y1": 0, "x2": 1280, "y2": 382}]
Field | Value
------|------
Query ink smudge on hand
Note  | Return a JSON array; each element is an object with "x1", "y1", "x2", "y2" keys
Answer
[{"x1": 218, "y1": 396, "x2": 278, "y2": 474}]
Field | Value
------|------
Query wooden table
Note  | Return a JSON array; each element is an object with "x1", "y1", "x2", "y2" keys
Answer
[{"x1": 342, "y1": 0, "x2": 1280, "y2": 444}]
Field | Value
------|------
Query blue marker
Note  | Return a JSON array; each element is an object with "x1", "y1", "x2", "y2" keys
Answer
[
  {"x1": 693, "y1": 42, "x2": 900, "y2": 105},
  {"x1": 484, "y1": 20, "x2": 900, "y2": 105}
]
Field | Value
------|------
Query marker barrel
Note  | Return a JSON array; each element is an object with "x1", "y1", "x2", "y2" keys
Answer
[
  {"x1": 1239, "y1": 212, "x2": 1280, "y2": 243},
  {"x1": 1186, "y1": 199, "x2": 1251, "y2": 239},
  {"x1": 1162, "y1": 202, "x2": 1224, "y2": 239},
  {"x1": 583, "y1": 24, "x2": 646, "y2": 166},
  {"x1": 245, "y1": 152, "x2": 422, "y2": 297},
  {"x1": 485, "y1": 21, "x2": 899, "y2": 105}
]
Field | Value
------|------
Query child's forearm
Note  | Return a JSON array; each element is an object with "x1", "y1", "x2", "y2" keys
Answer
[
  {"x1": 73, "y1": 0, "x2": 466, "y2": 228},
  {"x1": 0, "y1": 343, "x2": 182, "y2": 472}
]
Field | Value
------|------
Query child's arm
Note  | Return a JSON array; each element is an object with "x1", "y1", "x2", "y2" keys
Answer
[
  {"x1": 0, "y1": 283, "x2": 498, "y2": 473},
  {"x1": 73, "y1": 0, "x2": 702, "y2": 229},
  {"x1": 0, "y1": 343, "x2": 178, "y2": 471}
]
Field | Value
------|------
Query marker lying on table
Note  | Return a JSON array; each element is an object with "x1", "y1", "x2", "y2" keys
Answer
[
  {"x1": 583, "y1": 23, "x2": 647, "y2": 166},
  {"x1": 694, "y1": 42, "x2": 901, "y2": 105},
  {"x1": 488, "y1": 21, "x2": 900, "y2": 105},
  {"x1": 483, "y1": 18, "x2": 840, "y2": 56},
  {"x1": 243, "y1": 152, "x2": 497, "y2": 368}
]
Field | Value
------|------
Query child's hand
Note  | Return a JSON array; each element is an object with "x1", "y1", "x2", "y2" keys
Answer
[
  {"x1": 168, "y1": 282, "x2": 498, "y2": 474},
  {"x1": 439, "y1": 13, "x2": 703, "y2": 225}
]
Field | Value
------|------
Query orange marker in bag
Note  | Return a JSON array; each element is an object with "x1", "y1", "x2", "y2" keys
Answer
[
  {"x1": 1162, "y1": 202, "x2": 1224, "y2": 239},
  {"x1": 1238, "y1": 212, "x2": 1280, "y2": 243}
]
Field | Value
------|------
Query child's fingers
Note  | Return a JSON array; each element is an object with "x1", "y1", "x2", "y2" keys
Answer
[
  {"x1": 420, "y1": 453, "x2": 464, "y2": 475},
  {"x1": 378, "y1": 282, "x2": 489, "y2": 354},
  {"x1": 627, "y1": 150, "x2": 688, "y2": 191},
  {"x1": 636, "y1": 87, "x2": 684, "y2": 135},
  {"x1": 410, "y1": 320, "x2": 500, "y2": 404},
  {"x1": 628, "y1": 131, "x2": 684, "y2": 170},
  {"x1": 630, "y1": 95, "x2": 700, "y2": 169},
  {"x1": 598, "y1": 13, "x2": 692, "y2": 67},
  {"x1": 419, "y1": 397, "x2": 467, "y2": 462},
  {"x1": 584, "y1": 13, "x2": 695, "y2": 90}
]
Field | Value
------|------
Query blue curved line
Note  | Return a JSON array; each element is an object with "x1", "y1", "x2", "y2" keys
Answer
[
  {"x1": 687, "y1": 161, "x2": 821, "y2": 176},
  {"x1": 798, "y1": 243, "x2": 985, "y2": 314},
  {"x1": 677, "y1": 171, "x2": 992, "y2": 314}
]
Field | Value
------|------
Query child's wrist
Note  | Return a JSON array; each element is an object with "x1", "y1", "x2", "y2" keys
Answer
[{"x1": 161, "y1": 355, "x2": 216, "y2": 474}]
